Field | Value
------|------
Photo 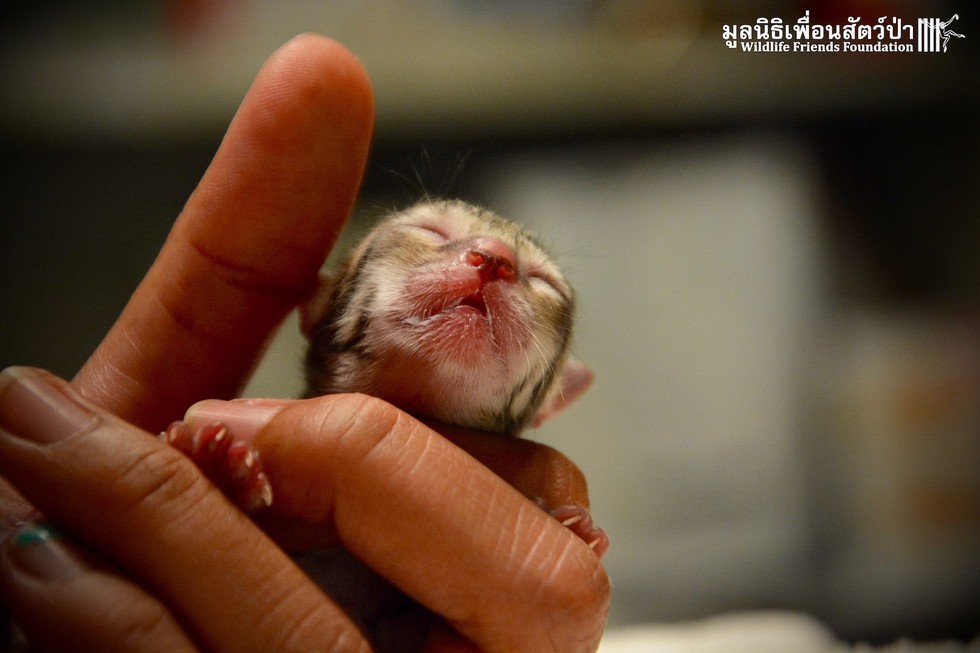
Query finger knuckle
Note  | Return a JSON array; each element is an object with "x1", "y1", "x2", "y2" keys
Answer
[
  {"x1": 260, "y1": 587, "x2": 372, "y2": 653},
  {"x1": 106, "y1": 445, "x2": 210, "y2": 518},
  {"x1": 311, "y1": 393, "x2": 404, "y2": 464},
  {"x1": 105, "y1": 596, "x2": 182, "y2": 651}
]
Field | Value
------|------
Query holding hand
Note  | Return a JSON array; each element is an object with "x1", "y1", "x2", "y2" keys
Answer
[{"x1": 0, "y1": 33, "x2": 609, "y2": 652}]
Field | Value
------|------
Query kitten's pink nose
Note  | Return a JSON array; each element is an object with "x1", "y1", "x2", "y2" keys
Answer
[{"x1": 464, "y1": 237, "x2": 517, "y2": 283}]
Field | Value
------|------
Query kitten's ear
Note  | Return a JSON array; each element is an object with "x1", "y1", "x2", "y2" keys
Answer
[
  {"x1": 299, "y1": 273, "x2": 336, "y2": 339},
  {"x1": 530, "y1": 355, "x2": 594, "y2": 428}
]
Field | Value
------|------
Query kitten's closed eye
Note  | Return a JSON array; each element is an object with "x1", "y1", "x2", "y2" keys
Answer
[
  {"x1": 528, "y1": 272, "x2": 565, "y2": 301},
  {"x1": 406, "y1": 223, "x2": 450, "y2": 243}
]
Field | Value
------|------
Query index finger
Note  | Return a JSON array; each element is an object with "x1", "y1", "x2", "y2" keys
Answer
[{"x1": 74, "y1": 34, "x2": 374, "y2": 432}]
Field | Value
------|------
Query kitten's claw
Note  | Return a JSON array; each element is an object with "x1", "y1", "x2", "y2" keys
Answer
[
  {"x1": 549, "y1": 504, "x2": 610, "y2": 559},
  {"x1": 239, "y1": 470, "x2": 274, "y2": 512},
  {"x1": 161, "y1": 420, "x2": 273, "y2": 512},
  {"x1": 161, "y1": 420, "x2": 193, "y2": 451}
]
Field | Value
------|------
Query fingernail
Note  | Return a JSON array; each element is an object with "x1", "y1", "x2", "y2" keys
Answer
[
  {"x1": 2, "y1": 521, "x2": 84, "y2": 582},
  {"x1": 0, "y1": 367, "x2": 97, "y2": 444},
  {"x1": 184, "y1": 399, "x2": 287, "y2": 442}
]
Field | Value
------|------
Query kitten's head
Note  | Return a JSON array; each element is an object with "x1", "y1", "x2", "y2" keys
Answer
[{"x1": 304, "y1": 199, "x2": 591, "y2": 434}]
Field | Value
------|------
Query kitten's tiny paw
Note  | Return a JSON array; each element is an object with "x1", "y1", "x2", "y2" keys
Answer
[
  {"x1": 161, "y1": 420, "x2": 273, "y2": 512},
  {"x1": 549, "y1": 505, "x2": 610, "y2": 559}
]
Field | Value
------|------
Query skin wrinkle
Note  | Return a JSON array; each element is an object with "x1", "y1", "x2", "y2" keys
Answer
[
  {"x1": 420, "y1": 481, "x2": 542, "y2": 637},
  {"x1": 180, "y1": 234, "x2": 316, "y2": 309},
  {"x1": 257, "y1": 394, "x2": 401, "y2": 523},
  {"x1": 398, "y1": 453, "x2": 590, "y2": 651},
  {"x1": 87, "y1": 439, "x2": 355, "y2": 653},
  {"x1": 14, "y1": 569, "x2": 196, "y2": 653},
  {"x1": 508, "y1": 500, "x2": 550, "y2": 566},
  {"x1": 184, "y1": 174, "x2": 333, "y2": 277},
  {"x1": 267, "y1": 449, "x2": 333, "y2": 525},
  {"x1": 253, "y1": 564, "x2": 370, "y2": 653},
  {"x1": 6, "y1": 371, "x2": 608, "y2": 651},
  {"x1": 78, "y1": 428, "x2": 255, "y2": 564},
  {"x1": 383, "y1": 428, "x2": 517, "y2": 605},
  {"x1": 100, "y1": 443, "x2": 208, "y2": 523},
  {"x1": 149, "y1": 271, "x2": 236, "y2": 358},
  {"x1": 529, "y1": 536, "x2": 577, "y2": 607},
  {"x1": 155, "y1": 242, "x2": 293, "y2": 352},
  {"x1": 329, "y1": 404, "x2": 425, "y2": 550},
  {"x1": 75, "y1": 275, "x2": 259, "y2": 432},
  {"x1": 514, "y1": 511, "x2": 570, "y2": 623},
  {"x1": 374, "y1": 415, "x2": 445, "y2": 497},
  {"x1": 182, "y1": 518, "x2": 357, "y2": 653},
  {"x1": 443, "y1": 448, "x2": 594, "y2": 631},
  {"x1": 476, "y1": 479, "x2": 527, "y2": 561},
  {"x1": 322, "y1": 394, "x2": 404, "y2": 473},
  {"x1": 493, "y1": 503, "x2": 608, "y2": 653},
  {"x1": 82, "y1": 236, "x2": 296, "y2": 425},
  {"x1": 99, "y1": 447, "x2": 246, "y2": 592},
  {"x1": 106, "y1": 593, "x2": 183, "y2": 653},
  {"x1": 79, "y1": 347, "x2": 158, "y2": 430}
]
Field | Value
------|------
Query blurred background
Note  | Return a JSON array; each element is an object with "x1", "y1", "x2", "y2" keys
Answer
[{"x1": 1, "y1": 0, "x2": 977, "y2": 645}]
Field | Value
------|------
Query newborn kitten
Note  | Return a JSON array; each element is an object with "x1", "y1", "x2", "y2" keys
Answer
[{"x1": 302, "y1": 198, "x2": 592, "y2": 435}]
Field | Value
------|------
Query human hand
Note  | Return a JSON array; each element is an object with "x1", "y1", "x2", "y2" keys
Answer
[
  {"x1": 0, "y1": 33, "x2": 609, "y2": 651},
  {"x1": 0, "y1": 367, "x2": 609, "y2": 652}
]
